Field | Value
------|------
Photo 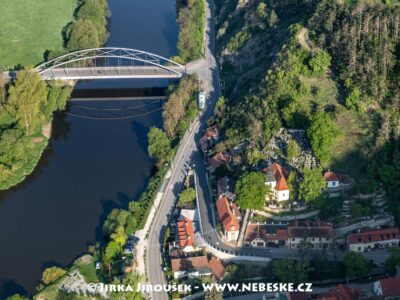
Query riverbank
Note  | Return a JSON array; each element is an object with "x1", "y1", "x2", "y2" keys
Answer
[{"x1": 0, "y1": 76, "x2": 72, "y2": 191}]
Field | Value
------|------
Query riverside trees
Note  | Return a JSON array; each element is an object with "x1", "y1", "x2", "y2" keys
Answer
[
  {"x1": 0, "y1": 69, "x2": 71, "y2": 189},
  {"x1": 177, "y1": 0, "x2": 206, "y2": 62},
  {"x1": 66, "y1": 0, "x2": 109, "y2": 51}
]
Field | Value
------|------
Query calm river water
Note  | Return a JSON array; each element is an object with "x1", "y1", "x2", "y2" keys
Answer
[{"x1": 0, "y1": 0, "x2": 178, "y2": 297}]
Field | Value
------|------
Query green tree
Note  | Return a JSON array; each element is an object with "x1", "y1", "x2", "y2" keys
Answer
[
  {"x1": 345, "y1": 87, "x2": 361, "y2": 110},
  {"x1": 41, "y1": 267, "x2": 67, "y2": 285},
  {"x1": 256, "y1": 2, "x2": 268, "y2": 19},
  {"x1": 307, "y1": 112, "x2": 337, "y2": 164},
  {"x1": 299, "y1": 167, "x2": 326, "y2": 203},
  {"x1": 204, "y1": 281, "x2": 223, "y2": 300},
  {"x1": 125, "y1": 215, "x2": 138, "y2": 235},
  {"x1": 7, "y1": 294, "x2": 29, "y2": 300},
  {"x1": 43, "y1": 81, "x2": 71, "y2": 119},
  {"x1": 178, "y1": 187, "x2": 196, "y2": 207},
  {"x1": 246, "y1": 148, "x2": 264, "y2": 167},
  {"x1": 67, "y1": 19, "x2": 102, "y2": 51},
  {"x1": 103, "y1": 209, "x2": 130, "y2": 237},
  {"x1": 309, "y1": 50, "x2": 331, "y2": 76},
  {"x1": 343, "y1": 252, "x2": 368, "y2": 279},
  {"x1": 177, "y1": 0, "x2": 205, "y2": 62},
  {"x1": 235, "y1": 172, "x2": 267, "y2": 209},
  {"x1": 385, "y1": 247, "x2": 400, "y2": 275},
  {"x1": 288, "y1": 171, "x2": 299, "y2": 200},
  {"x1": 103, "y1": 241, "x2": 121, "y2": 279},
  {"x1": 287, "y1": 139, "x2": 301, "y2": 161},
  {"x1": 272, "y1": 259, "x2": 311, "y2": 284},
  {"x1": 111, "y1": 225, "x2": 127, "y2": 249},
  {"x1": 147, "y1": 127, "x2": 172, "y2": 165},
  {"x1": 6, "y1": 69, "x2": 47, "y2": 133},
  {"x1": 268, "y1": 9, "x2": 278, "y2": 27},
  {"x1": 76, "y1": 0, "x2": 109, "y2": 44},
  {"x1": 109, "y1": 273, "x2": 146, "y2": 300}
]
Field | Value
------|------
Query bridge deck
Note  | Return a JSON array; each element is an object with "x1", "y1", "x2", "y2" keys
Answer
[
  {"x1": 4, "y1": 65, "x2": 185, "y2": 80},
  {"x1": 41, "y1": 65, "x2": 185, "y2": 80}
]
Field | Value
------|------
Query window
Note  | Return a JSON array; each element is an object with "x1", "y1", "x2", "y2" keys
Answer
[{"x1": 332, "y1": 182, "x2": 336, "y2": 186}]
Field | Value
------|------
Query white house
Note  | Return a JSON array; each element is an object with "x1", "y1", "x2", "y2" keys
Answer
[
  {"x1": 262, "y1": 163, "x2": 290, "y2": 202},
  {"x1": 374, "y1": 277, "x2": 400, "y2": 299},
  {"x1": 324, "y1": 171, "x2": 340, "y2": 188},
  {"x1": 171, "y1": 256, "x2": 211, "y2": 279},
  {"x1": 216, "y1": 196, "x2": 240, "y2": 242},
  {"x1": 347, "y1": 227, "x2": 400, "y2": 252}
]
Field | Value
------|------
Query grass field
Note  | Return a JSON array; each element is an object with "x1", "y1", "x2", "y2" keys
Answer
[{"x1": 0, "y1": 0, "x2": 77, "y2": 68}]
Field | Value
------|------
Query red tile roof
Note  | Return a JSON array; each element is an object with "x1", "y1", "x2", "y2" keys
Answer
[
  {"x1": 262, "y1": 163, "x2": 289, "y2": 191},
  {"x1": 171, "y1": 256, "x2": 209, "y2": 273},
  {"x1": 205, "y1": 125, "x2": 218, "y2": 139},
  {"x1": 324, "y1": 171, "x2": 339, "y2": 182},
  {"x1": 288, "y1": 219, "x2": 333, "y2": 239},
  {"x1": 216, "y1": 196, "x2": 240, "y2": 232},
  {"x1": 276, "y1": 176, "x2": 289, "y2": 191},
  {"x1": 347, "y1": 227, "x2": 400, "y2": 245},
  {"x1": 316, "y1": 284, "x2": 362, "y2": 300},
  {"x1": 208, "y1": 153, "x2": 230, "y2": 170},
  {"x1": 245, "y1": 224, "x2": 288, "y2": 243},
  {"x1": 176, "y1": 217, "x2": 194, "y2": 248},
  {"x1": 378, "y1": 277, "x2": 400, "y2": 297},
  {"x1": 208, "y1": 257, "x2": 226, "y2": 280}
]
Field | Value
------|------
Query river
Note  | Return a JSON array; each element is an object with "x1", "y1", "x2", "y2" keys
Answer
[{"x1": 0, "y1": 0, "x2": 178, "y2": 297}]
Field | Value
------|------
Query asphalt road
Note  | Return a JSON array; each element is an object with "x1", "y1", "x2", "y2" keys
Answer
[{"x1": 145, "y1": 0, "x2": 220, "y2": 299}]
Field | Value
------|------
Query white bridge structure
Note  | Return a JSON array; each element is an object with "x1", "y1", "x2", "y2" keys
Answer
[{"x1": 5, "y1": 48, "x2": 186, "y2": 80}]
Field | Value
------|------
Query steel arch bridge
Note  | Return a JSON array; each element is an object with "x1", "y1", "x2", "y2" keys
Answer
[{"x1": 35, "y1": 47, "x2": 186, "y2": 80}]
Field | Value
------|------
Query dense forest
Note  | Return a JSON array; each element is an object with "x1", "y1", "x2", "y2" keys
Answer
[{"x1": 213, "y1": 0, "x2": 400, "y2": 221}]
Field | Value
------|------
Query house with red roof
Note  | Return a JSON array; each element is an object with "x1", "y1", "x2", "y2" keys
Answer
[
  {"x1": 287, "y1": 219, "x2": 333, "y2": 250},
  {"x1": 244, "y1": 223, "x2": 288, "y2": 248},
  {"x1": 374, "y1": 276, "x2": 400, "y2": 299},
  {"x1": 171, "y1": 256, "x2": 212, "y2": 279},
  {"x1": 324, "y1": 171, "x2": 340, "y2": 189},
  {"x1": 262, "y1": 163, "x2": 290, "y2": 202},
  {"x1": 316, "y1": 284, "x2": 362, "y2": 300},
  {"x1": 347, "y1": 227, "x2": 400, "y2": 252},
  {"x1": 208, "y1": 257, "x2": 226, "y2": 281},
  {"x1": 207, "y1": 152, "x2": 230, "y2": 173},
  {"x1": 288, "y1": 284, "x2": 362, "y2": 300},
  {"x1": 176, "y1": 217, "x2": 196, "y2": 253},
  {"x1": 216, "y1": 196, "x2": 240, "y2": 242}
]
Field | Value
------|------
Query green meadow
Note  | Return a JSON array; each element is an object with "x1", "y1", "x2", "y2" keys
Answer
[{"x1": 0, "y1": 0, "x2": 76, "y2": 67}]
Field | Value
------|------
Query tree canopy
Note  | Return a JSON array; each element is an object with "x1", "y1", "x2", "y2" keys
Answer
[
  {"x1": 307, "y1": 112, "x2": 337, "y2": 164},
  {"x1": 298, "y1": 167, "x2": 326, "y2": 203},
  {"x1": 41, "y1": 267, "x2": 67, "y2": 285},
  {"x1": 272, "y1": 258, "x2": 311, "y2": 284},
  {"x1": 178, "y1": 187, "x2": 196, "y2": 207},
  {"x1": 147, "y1": 127, "x2": 172, "y2": 166},
  {"x1": 6, "y1": 69, "x2": 47, "y2": 133},
  {"x1": 235, "y1": 172, "x2": 267, "y2": 209},
  {"x1": 343, "y1": 251, "x2": 368, "y2": 279},
  {"x1": 177, "y1": 0, "x2": 205, "y2": 62}
]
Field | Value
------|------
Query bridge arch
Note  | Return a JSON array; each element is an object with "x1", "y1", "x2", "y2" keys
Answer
[{"x1": 35, "y1": 47, "x2": 185, "y2": 80}]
